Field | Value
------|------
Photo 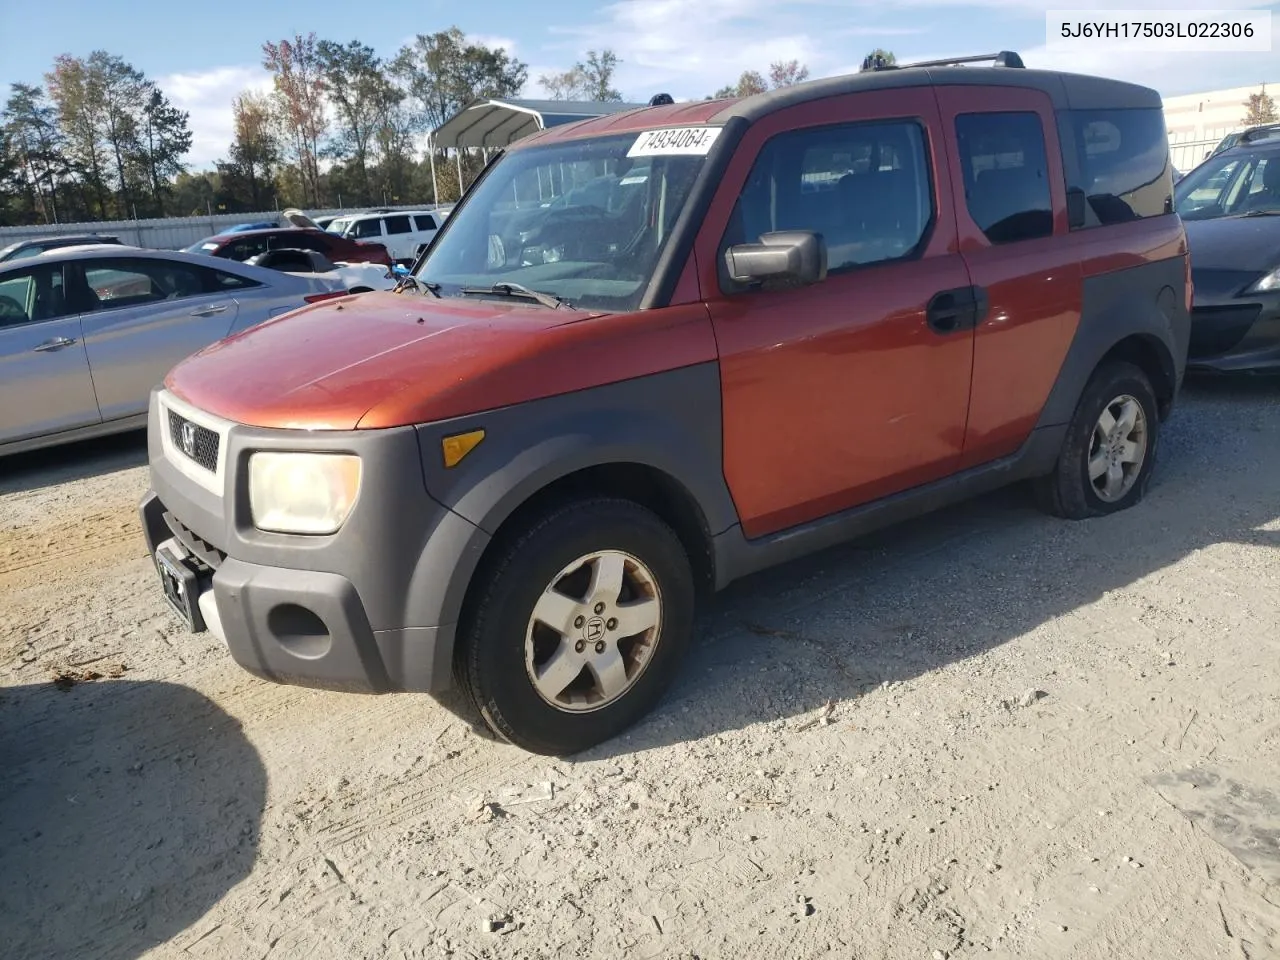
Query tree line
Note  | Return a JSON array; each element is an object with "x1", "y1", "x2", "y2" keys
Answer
[{"x1": 0, "y1": 34, "x2": 896, "y2": 227}]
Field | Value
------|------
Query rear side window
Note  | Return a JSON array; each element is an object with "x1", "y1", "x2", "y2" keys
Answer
[
  {"x1": 722, "y1": 118, "x2": 935, "y2": 280},
  {"x1": 1059, "y1": 107, "x2": 1172, "y2": 227},
  {"x1": 202, "y1": 266, "x2": 263, "y2": 290},
  {"x1": 226, "y1": 236, "x2": 269, "y2": 261},
  {"x1": 383, "y1": 215, "x2": 412, "y2": 234},
  {"x1": 955, "y1": 112, "x2": 1054, "y2": 244},
  {"x1": 413, "y1": 214, "x2": 437, "y2": 231}
]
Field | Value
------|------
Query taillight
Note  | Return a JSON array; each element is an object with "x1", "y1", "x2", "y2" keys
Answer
[{"x1": 304, "y1": 291, "x2": 347, "y2": 304}]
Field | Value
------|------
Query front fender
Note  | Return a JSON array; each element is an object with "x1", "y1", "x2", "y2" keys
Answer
[{"x1": 414, "y1": 362, "x2": 739, "y2": 539}]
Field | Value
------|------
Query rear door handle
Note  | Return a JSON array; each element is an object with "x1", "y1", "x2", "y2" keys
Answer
[
  {"x1": 34, "y1": 336, "x2": 77, "y2": 352},
  {"x1": 190, "y1": 303, "x2": 229, "y2": 317}
]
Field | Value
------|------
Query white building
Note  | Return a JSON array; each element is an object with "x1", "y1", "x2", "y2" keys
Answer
[{"x1": 1163, "y1": 81, "x2": 1279, "y2": 172}]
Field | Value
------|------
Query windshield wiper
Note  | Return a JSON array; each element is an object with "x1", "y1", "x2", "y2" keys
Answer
[
  {"x1": 459, "y1": 281, "x2": 570, "y2": 309},
  {"x1": 393, "y1": 275, "x2": 441, "y2": 297},
  {"x1": 1239, "y1": 209, "x2": 1280, "y2": 217}
]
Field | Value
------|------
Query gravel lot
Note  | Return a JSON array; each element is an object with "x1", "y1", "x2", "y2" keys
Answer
[{"x1": 3, "y1": 378, "x2": 1280, "y2": 960}]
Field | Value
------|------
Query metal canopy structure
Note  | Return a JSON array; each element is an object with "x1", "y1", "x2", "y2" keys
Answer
[{"x1": 433, "y1": 98, "x2": 647, "y2": 150}]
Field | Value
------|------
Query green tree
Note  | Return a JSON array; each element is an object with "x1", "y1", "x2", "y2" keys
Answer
[
  {"x1": 1243, "y1": 84, "x2": 1278, "y2": 126},
  {"x1": 224, "y1": 91, "x2": 280, "y2": 210},
  {"x1": 711, "y1": 60, "x2": 808, "y2": 99},
  {"x1": 86, "y1": 51, "x2": 150, "y2": 216},
  {"x1": 262, "y1": 33, "x2": 329, "y2": 206},
  {"x1": 140, "y1": 85, "x2": 192, "y2": 215},
  {"x1": 540, "y1": 50, "x2": 623, "y2": 101},
  {"x1": 46, "y1": 54, "x2": 112, "y2": 217},
  {"x1": 392, "y1": 28, "x2": 527, "y2": 202},
  {"x1": 2, "y1": 82, "x2": 68, "y2": 224},
  {"x1": 768, "y1": 60, "x2": 810, "y2": 88},
  {"x1": 392, "y1": 28, "x2": 528, "y2": 133},
  {"x1": 317, "y1": 39, "x2": 398, "y2": 203},
  {"x1": 861, "y1": 48, "x2": 897, "y2": 70}
]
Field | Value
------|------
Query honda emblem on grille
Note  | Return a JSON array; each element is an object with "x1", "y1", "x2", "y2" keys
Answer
[{"x1": 180, "y1": 421, "x2": 196, "y2": 457}]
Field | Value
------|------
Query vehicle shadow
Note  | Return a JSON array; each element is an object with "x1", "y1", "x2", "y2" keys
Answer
[
  {"x1": 0, "y1": 678, "x2": 266, "y2": 960},
  {"x1": 0, "y1": 428, "x2": 148, "y2": 495}
]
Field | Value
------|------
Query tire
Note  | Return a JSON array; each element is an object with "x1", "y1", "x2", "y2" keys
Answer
[
  {"x1": 455, "y1": 498, "x2": 696, "y2": 756},
  {"x1": 1033, "y1": 360, "x2": 1160, "y2": 520}
]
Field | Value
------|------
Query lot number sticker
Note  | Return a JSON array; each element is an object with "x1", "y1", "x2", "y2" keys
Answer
[{"x1": 628, "y1": 126, "x2": 721, "y2": 157}]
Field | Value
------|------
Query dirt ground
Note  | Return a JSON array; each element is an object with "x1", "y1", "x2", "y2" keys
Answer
[{"x1": 3, "y1": 378, "x2": 1280, "y2": 960}]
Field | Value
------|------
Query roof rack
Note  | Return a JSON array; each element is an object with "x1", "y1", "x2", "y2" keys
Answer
[
  {"x1": 860, "y1": 50, "x2": 1025, "y2": 72},
  {"x1": 1241, "y1": 122, "x2": 1280, "y2": 143}
]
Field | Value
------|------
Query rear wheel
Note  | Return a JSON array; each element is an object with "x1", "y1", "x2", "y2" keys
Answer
[
  {"x1": 455, "y1": 498, "x2": 696, "y2": 755},
  {"x1": 1033, "y1": 360, "x2": 1160, "y2": 519}
]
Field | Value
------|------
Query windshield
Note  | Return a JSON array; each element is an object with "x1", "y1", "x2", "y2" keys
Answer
[
  {"x1": 414, "y1": 131, "x2": 716, "y2": 312},
  {"x1": 327, "y1": 218, "x2": 353, "y2": 235},
  {"x1": 1174, "y1": 145, "x2": 1280, "y2": 220}
]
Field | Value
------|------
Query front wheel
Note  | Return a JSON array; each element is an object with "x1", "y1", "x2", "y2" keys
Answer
[
  {"x1": 1033, "y1": 360, "x2": 1160, "y2": 519},
  {"x1": 455, "y1": 498, "x2": 696, "y2": 755}
]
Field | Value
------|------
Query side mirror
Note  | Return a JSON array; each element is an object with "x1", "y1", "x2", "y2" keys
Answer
[{"x1": 724, "y1": 230, "x2": 827, "y2": 288}]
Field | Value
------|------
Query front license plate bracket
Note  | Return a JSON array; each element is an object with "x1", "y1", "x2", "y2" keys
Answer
[{"x1": 155, "y1": 545, "x2": 207, "y2": 633}]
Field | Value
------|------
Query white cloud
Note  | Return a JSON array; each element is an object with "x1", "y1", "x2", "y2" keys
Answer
[
  {"x1": 160, "y1": 65, "x2": 274, "y2": 170},
  {"x1": 471, "y1": 35, "x2": 519, "y2": 55},
  {"x1": 544, "y1": 0, "x2": 1277, "y2": 101}
]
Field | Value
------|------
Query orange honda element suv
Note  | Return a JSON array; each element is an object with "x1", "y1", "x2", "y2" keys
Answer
[{"x1": 141, "y1": 51, "x2": 1190, "y2": 755}]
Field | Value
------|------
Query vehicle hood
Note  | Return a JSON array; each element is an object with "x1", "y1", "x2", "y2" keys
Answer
[
  {"x1": 1184, "y1": 215, "x2": 1280, "y2": 274},
  {"x1": 165, "y1": 291, "x2": 608, "y2": 430}
]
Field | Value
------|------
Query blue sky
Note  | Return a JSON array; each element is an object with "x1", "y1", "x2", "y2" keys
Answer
[{"x1": 2, "y1": 0, "x2": 1277, "y2": 169}]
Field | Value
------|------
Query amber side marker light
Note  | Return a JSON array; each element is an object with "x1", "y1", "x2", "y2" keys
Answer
[{"x1": 442, "y1": 429, "x2": 485, "y2": 468}]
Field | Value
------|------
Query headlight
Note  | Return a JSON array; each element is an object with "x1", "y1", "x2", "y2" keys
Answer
[
  {"x1": 1246, "y1": 268, "x2": 1280, "y2": 294},
  {"x1": 248, "y1": 452, "x2": 362, "y2": 534}
]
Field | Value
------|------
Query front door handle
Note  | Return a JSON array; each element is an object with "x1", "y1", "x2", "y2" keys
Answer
[
  {"x1": 190, "y1": 303, "x2": 229, "y2": 318},
  {"x1": 926, "y1": 286, "x2": 988, "y2": 334},
  {"x1": 34, "y1": 336, "x2": 77, "y2": 352}
]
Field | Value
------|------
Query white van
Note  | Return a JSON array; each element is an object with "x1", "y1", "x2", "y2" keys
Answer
[{"x1": 322, "y1": 209, "x2": 448, "y2": 264}]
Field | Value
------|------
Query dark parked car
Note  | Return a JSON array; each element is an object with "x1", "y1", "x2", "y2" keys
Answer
[
  {"x1": 1174, "y1": 124, "x2": 1280, "y2": 372},
  {"x1": 0, "y1": 234, "x2": 124, "y2": 263},
  {"x1": 184, "y1": 227, "x2": 393, "y2": 268}
]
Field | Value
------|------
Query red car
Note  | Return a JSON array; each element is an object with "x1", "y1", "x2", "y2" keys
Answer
[
  {"x1": 184, "y1": 226, "x2": 393, "y2": 269},
  {"x1": 143, "y1": 50, "x2": 1189, "y2": 756}
]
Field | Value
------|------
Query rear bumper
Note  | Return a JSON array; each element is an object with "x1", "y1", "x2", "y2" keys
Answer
[
  {"x1": 139, "y1": 388, "x2": 488, "y2": 694},
  {"x1": 1187, "y1": 290, "x2": 1280, "y2": 373}
]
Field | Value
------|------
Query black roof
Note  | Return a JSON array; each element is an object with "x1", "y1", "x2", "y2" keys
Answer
[{"x1": 710, "y1": 60, "x2": 1162, "y2": 124}]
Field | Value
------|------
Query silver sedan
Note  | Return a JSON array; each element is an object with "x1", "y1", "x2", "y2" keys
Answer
[{"x1": 0, "y1": 244, "x2": 347, "y2": 456}]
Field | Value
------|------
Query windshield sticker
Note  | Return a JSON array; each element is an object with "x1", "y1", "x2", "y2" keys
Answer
[{"x1": 627, "y1": 126, "x2": 721, "y2": 157}]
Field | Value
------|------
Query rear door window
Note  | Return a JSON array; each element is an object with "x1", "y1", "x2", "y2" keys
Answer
[
  {"x1": 80, "y1": 258, "x2": 208, "y2": 309},
  {"x1": 383, "y1": 215, "x2": 412, "y2": 235},
  {"x1": 954, "y1": 111, "x2": 1054, "y2": 244}
]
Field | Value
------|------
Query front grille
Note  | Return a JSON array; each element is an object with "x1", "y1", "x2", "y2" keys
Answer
[
  {"x1": 163, "y1": 511, "x2": 225, "y2": 571},
  {"x1": 1189, "y1": 304, "x2": 1262, "y2": 359},
  {"x1": 167, "y1": 409, "x2": 220, "y2": 472}
]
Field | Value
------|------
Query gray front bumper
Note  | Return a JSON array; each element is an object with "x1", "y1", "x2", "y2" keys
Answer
[{"x1": 138, "y1": 388, "x2": 490, "y2": 694}]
